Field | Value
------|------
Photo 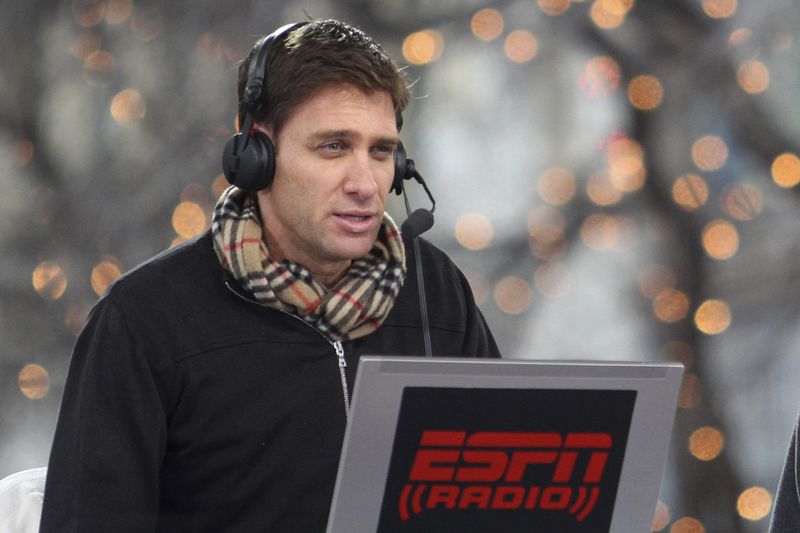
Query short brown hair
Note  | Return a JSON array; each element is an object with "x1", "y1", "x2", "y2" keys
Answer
[{"x1": 236, "y1": 19, "x2": 410, "y2": 139}]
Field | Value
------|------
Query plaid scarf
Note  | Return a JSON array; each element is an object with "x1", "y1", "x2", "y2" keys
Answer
[{"x1": 211, "y1": 186, "x2": 406, "y2": 341}]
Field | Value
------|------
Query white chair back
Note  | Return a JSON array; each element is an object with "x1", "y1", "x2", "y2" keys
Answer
[{"x1": 0, "y1": 467, "x2": 47, "y2": 533}]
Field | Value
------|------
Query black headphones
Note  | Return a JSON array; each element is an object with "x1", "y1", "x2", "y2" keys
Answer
[{"x1": 221, "y1": 22, "x2": 416, "y2": 195}]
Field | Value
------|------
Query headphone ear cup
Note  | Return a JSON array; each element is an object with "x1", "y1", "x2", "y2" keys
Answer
[
  {"x1": 392, "y1": 141, "x2": 409, "y2": 195},
  {"x1": 222, "y1": 131, "x2": 276, "y2": 192}
]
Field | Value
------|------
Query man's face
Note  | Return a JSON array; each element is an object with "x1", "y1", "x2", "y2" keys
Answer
[{"x1": 256, "y1": 84, "x2": 399, "y2": 286}]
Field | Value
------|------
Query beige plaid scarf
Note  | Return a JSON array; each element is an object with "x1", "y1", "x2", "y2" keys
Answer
[{"x1": 211, "y1": 186, "x2": 406, "y2": 341}]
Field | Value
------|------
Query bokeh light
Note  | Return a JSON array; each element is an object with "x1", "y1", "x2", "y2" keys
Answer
[
  {"x1": 771, "y1": 152, "x2": 800, "y2": 188},
  {"x1": 538, "y1": 168, "x2": 576, "y2": 206},
  {"x1": 494, "y1": 276, "x2": 533, "y2": 314},
  {"x1": 695, "y1": 299, "x2": 732, "y2": 335},
  {"x1": 729, "y1": 28, "x2": 753, "y2": 47},
  {"x1": 106, "y1": 0, "x2": 133, "y2": 24},
  {"x1": 403, "y1": 29, "x2": 444, "y2": 65},
  {"x1": 653, "y1": 288, "x2": 690, "y2": 323},
  {"x1": 83, "y1": 50, "x2": 116, "y2": 87},
  {"x1": 652, "y1": 500, "x2": 671, "y2": 531},
  {"x1": 529, "y1": 224, "x2": 567, "y2": 261},
  {"x1": 72, "y1": 0, "x2": 105, "y2": 28},
  {"x1": 601, "y1": 0, "x2": 635, "y2": 15},
  {"x1": 580, "y1": 56, "x2": 621, "y2": 97},
  {"x1": 33, "y1": 261, "x2": 68, "y2": 300},
  {"x1": 91, "y1": 259, "x2": 124, "y2": 296},
  {"x1": 471, "y1": 8, "x2": 504, "y2": 41},
  {"x1": 701, "y1": 219, "x2": 739, "y2": 260},
  {"x1": 172, "y1": 201, "x2": 207, "y2": 239},
  {"x1": 586, "y1": 171, "x2": 623, "y2": 206},
  {"x1": 504, "y1": 31, "x2": 539, "y2": 63},
  {"x1": 628, "y1": 75, "x2": 664, "y2": 111},
  {"x1": 722, "y1": 183, "x2": 763, "y2": 221},
  {"x1": 692, "y1": 135, "x2": 728, "y2": 171},
  {"x1": 737, "y1": 60, "x2": 770, "y2": 94},
  {"x1": 590, "y1": 0, "x2": 632, "y2": 29},
  {"x1": 18, "y1": 364, "x2": 50, "y2": 400},
  {"x1": 689, "y1": 426, "x2": 725, "y2": 461},
  {"x1": 737, "y1": 487, "x2": 772, "y2": 521},
  {"x1": 672, "y1": 174, "x2": 708, "y2": 210},
  {"x1": 111, "y1": 89, "x2": 146, "y2": 126},
  {"x1": 670, "y1": 516, "x2": 705, "y2": 532},
  {"x1": 537, "y1": 0, "x2": 571, "y2": 16},
  {"x1": 702, "y1": 0, "x2": 737, "y2": 19},
  {"x1": 608, "y1": 138, "x2": 646, "y2": 192},
  {"x1": 528, "y1": 207, "x2": 567, "y2": 261},
  {"x1": 456, "y1": 213, "x2": 494, "y2": 250},
  {"x1": 580, "y1": 214, "x2": 620, "y2": 251}
]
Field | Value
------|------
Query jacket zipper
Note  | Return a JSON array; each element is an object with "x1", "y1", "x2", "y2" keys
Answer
[
  {"x1": 225, "y1": 281, "x2": 351, "y2": 422},
  {"x1": 333, "y1": 340, "x2": 350, "y2": 423}
]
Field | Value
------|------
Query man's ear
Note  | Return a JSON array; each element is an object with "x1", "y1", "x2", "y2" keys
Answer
[{"x1": 252, "y1": 121, "x2": 273, "y2": 138}]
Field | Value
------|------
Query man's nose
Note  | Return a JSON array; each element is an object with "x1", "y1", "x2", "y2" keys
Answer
[{"x1": 343, "y1": 153, "x2": 380, "y2": 197}]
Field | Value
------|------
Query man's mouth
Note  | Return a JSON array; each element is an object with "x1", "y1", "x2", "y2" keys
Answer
[{"x1": 334, "y1": 212, "x2": 377, "y2": 232}]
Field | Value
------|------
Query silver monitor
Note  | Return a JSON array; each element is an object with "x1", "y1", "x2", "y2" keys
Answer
[{"x1": 327, "y1": 356, "x2": 683, "y2": 533}]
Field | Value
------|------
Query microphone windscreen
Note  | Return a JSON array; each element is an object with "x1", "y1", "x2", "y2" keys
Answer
[{"x1": 401, "y1": 209, "x2": 434, "y2": 238}]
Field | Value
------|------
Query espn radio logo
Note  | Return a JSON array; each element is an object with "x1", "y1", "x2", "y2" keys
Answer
[{"x1": 398, "y1": 430, "x2": 612, "y2": 523}]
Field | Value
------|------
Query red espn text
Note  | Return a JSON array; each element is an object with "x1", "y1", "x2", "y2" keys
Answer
[{"x1": 398, "y1": 430, "x2": 613, "y2": 522}]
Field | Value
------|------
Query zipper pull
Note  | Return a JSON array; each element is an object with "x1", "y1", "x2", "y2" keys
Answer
[{"x1": 334, "y1": 340, "x2": 346, "y2": 368}]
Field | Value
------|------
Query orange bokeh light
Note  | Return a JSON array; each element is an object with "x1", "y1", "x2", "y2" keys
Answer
[
  {"x1": 628, "y1": 75, "x2": 664, "y2": 111},
  {"x1": 504, "y1": 30, "x2": 539, "y2": 63},
  {"x1": 694, "y1": 299, "x2": 732, "y2": 335},
  {"x1": 471, "y1": 9, "x2": 504, "y2": 41},
  {"x1": 689, "y1": 426, "x2": 725, "y2": 461},
  {"x1": 456, "y1": 213, "x2": 494, "y2": 251},
  {"x1": 494, "y1": 276, "x2": 533, "y2": 314},
  {"x1": 737, "y1": 60, "x2": 770, "y2": 94},
  {"x1": 692, "y1": 135, "x2": 728, "y2": 171},
  {"x1": 403, "y1": 30, "x2": 444, "y2": 65},
  {"x1": 771, "y1": 152, "x2": 800, "y2": 188}
]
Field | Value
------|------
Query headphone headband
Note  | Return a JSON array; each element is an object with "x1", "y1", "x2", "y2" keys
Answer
[{"x1": 243, "y1": 22, "x2": 307, "y2": 116}]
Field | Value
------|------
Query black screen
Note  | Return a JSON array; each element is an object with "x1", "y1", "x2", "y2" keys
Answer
[{"x1": 377, "y1": 387, "x2": 636, "y2": 533}]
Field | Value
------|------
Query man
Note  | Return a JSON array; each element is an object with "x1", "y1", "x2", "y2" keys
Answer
[{"x1": 40, "y1": 19, "x2": 499, "y2": 532}]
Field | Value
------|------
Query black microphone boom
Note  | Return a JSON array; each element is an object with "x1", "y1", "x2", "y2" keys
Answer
[
  {"x1": 401, "y1": 209, "x2": 434, "y2": 239},
  {"x1": 400, "y1": 160, "x2": 436, "y2": 239}
]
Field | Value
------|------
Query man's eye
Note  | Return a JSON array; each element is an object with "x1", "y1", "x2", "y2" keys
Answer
[
  {"x1": 323, "y1": 142, "x2": 344, "y2": 152},
  {"x1": 372, "y1": 145, "x2": 394, "y2": 157}
]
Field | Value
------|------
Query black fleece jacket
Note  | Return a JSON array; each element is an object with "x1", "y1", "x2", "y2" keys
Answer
[
  {"x1": 770, "y1": 417, "x2": 800, "y2": 531},
  {"x1": 40, "y1": 230, "x2": 500, "y2": 532}
]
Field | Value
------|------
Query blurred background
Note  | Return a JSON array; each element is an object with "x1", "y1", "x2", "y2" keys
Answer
[{"x1": 2, "y1": 0, "x2": 799, "y2": 531}]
